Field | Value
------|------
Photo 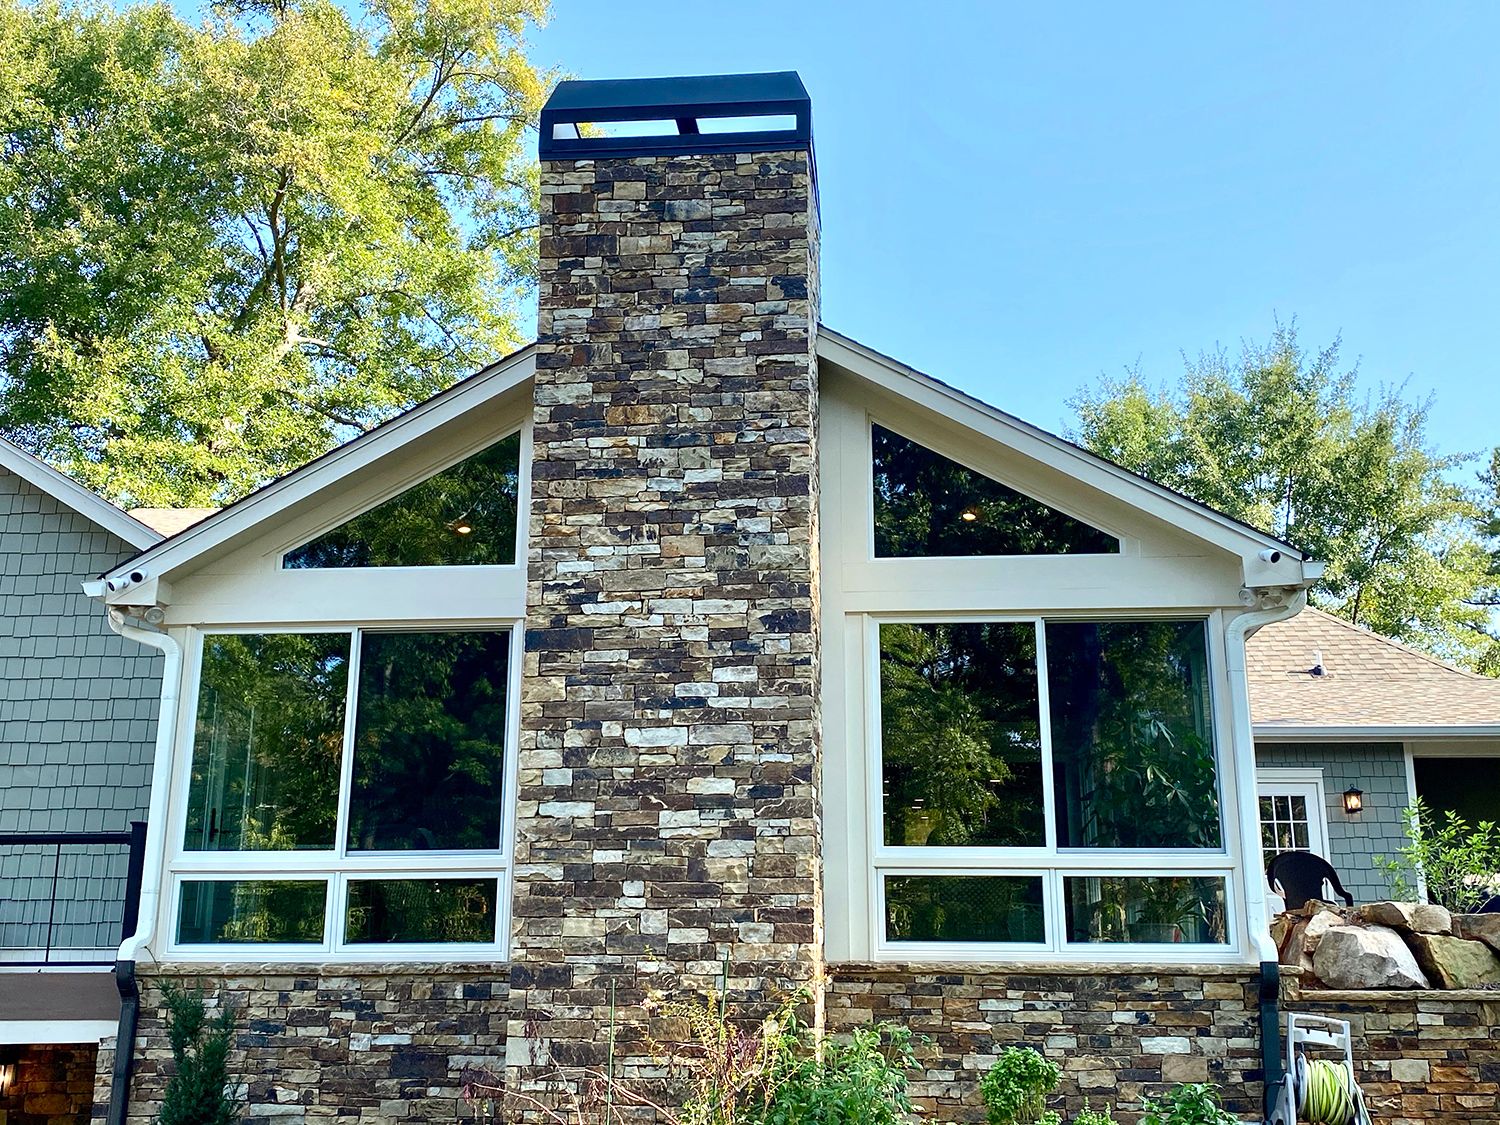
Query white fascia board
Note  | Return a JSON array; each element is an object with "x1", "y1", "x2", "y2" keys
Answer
[
  {"x1": 816, "y1": 328, "x2": 1319, "y2": 585},
  {"x1": 0, "y1": 438, "x2": 160, "y2": 549},
  {"x1": 1254, "y1": 724, "x2": 1500, "y2": 741},
  {"x1": 97, "y1": 345, "x2": 537, "y2": 588},
  {"x1": 0, "y1": 1019, "x2": 117, "y2": 1044}
]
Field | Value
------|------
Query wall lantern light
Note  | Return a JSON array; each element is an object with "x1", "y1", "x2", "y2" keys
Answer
[
  {"x1": 1343, "y1": 787, "x2": 1364, "y2": 816},
  {"x1": 0, "y1": 1047, "x2": 18, "y2": 1095}
]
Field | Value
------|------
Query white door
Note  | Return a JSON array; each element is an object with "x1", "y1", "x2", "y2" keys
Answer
[{"x1": 1256, "y1": 768, "x2": 1332, "y2": 911}]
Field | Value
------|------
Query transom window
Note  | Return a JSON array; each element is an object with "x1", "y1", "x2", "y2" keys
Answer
[
  {"x1": 871, "y1": 424, "x2": 1119, "y2": 558},
  {"x1": 876, "y1": 618, "x2": 1231, "y2": 952},
  {"x1": 282, "y1": 432, "x2": 521, "y2": 568},
  {"x1": 172, "y1": 627, "x2": 513, "y2": 954}
]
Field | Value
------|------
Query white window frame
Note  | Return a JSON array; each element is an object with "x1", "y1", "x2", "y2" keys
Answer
[
  {"x1": 162, "y1": 622, "x2": 523, "y2": 962},
  {"x1": 867, "y1": 612, "x2": 1237, "y2": 962},
  {"x1": 1255, "y1": 767, "x2": 1331, "y2": 861}
]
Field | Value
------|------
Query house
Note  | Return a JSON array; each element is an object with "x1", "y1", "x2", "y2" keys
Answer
[
  {"x1": 7, "y1": 70, "x2": 1491, "y2": 1125},
  {"x1": 1249, "y1": 606, "x2": 1500, "y2": 904},
  {"x1": 0, "y1": 439, "x2": 162, "y2": 1119}
]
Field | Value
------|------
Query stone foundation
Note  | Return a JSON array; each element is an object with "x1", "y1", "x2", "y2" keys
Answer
[
  {"x1": 3, "y1": 1044, "x2": 98, "y2": 1125},
  {"x1": 825, "y1": 963, "x2": 1265, "y2": 1123}
]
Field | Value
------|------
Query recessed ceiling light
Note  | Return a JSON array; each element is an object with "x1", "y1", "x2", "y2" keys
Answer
[{"x1": 960, "y1": 507, "x2": 980, "y2": 522}]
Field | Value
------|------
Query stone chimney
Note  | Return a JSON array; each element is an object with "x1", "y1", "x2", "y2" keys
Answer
[{"x1": 509, "y1": 73, "x2": 823, "y2": 1087}]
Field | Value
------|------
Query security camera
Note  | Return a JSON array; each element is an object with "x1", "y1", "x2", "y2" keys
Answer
[{"x1": 1257, "y1": 549, "x2": 1283, "y2": 564}]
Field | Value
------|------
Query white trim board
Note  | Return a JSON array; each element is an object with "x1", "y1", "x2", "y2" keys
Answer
[
  {"x1": 1256, "y1": 725, "x2": 1500, "y2": 741},
  {"x1": 0, "y1": 1020, "x2": 116, "y2": 1045},
  {"x1": 0, "y1": 437, "x2": 159, "y2": 549}
]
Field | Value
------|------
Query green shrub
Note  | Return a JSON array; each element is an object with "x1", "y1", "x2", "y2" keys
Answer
[
  {"x1": 1071, "y1": 1104, "x2": 1117, "y2": 1125},
  {"x1": 1375, "y1": 797, "x2": 1500, "y2": 913},
  {"x1": 157, "y1": 981, "x2": 239, "y2": 1125},
  {"x1": 752, "y1": 1019, "x2": 917, "y2": 1125},
  {"x1": 979, "y1": 1046, "x2": 1062, "y2": 1125},
  {"x1": 1138, "y1": 1083, "x2": 1236, "y2": 1125}
]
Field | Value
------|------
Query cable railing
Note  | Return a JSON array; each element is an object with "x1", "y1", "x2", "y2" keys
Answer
[{"x1": 0, "y1": 823, "x2": 147, "y2": 967}]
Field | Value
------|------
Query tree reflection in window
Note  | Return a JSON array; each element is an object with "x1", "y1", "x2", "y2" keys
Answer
[
  {"x1": 344, "y1": 878, "x2": 497, "y2": 943},
  {"x1": 885, "y1": 875, "x2": 1046, "y2": 943},
  {"x1": 880, "y1": 622, "x2": 1045, "y2": 847},
  {"x1": 177, "y1": 880, "x2": 326, "y2": 944},
  {"x1": 347, "y1": 630, "x2": 509, "y2": 852},
  {"x1": 1047, "y1": 620, "x2": 1222, "y2": 850},
  {"x1": 185, "y1": 633, "x2": 349, "y2": 851},
  {"x1": 283, "y1": 432, "x2": 520, "y2": 568},
  {"x1": 872, "y1": 424, "x2": 1117, "y2": 558}
]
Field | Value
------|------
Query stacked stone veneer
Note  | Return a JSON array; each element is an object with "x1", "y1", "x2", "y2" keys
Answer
[
  {"x1": 508, "y1": 145, "x2": 822, "y2": 1082},
  {"x1": 102, "y1": 964, "x2": 508, "y2": 1125},
  {"x1": 826, "y1": 965, "x2": 1266, "y2": 1123},
  {"x1": 4, "y1": 1043, "x2": 98, "y2": 1125}
]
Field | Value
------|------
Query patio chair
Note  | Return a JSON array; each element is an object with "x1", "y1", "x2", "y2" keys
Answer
[{"x1": 1267, "y1": 850, "x2": 1355, "y2": 911}]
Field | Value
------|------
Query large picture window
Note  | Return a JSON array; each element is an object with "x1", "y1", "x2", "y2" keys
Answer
[
  {"x1": 173, "y1": 626, "x2": 514, "y2": 955},
  {"x1": 875, "y1": 617, "x2": 1231, "y2": 953}
]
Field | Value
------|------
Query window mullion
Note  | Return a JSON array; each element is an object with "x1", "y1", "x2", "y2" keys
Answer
[
  {"x1": 1034, "y1": 618, "x2": 1058, "y2": 855},
  {"x1": 334, "y1": 628, "x2": 362, "y2": 868}
]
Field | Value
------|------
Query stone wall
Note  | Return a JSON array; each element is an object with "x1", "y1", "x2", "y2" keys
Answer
[
  {"x1": 3, "y1": 1043, "x2": 98, "y2": 1125},
  {"x1": 104, "y1": 964, "x2": 508, "y2": 1125},
  {"x1": 825, "y1": 964, "x2": 1266, "y2": 1123},
  {"x1": 511, "y1": 143, "x2": 822, "y2": 1083}
]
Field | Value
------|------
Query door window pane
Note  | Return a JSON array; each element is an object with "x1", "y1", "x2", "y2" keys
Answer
[
  {"x1": 185, "y1": 633, "x2": 349, "y2": 851},
  {"x1": 1046, "y1": 621, "x2": 1222, "y2": 849},
  {"x1": 344, "y1": 878, "x2": 498, "y2": 943},
  {"x1": 284, "y1": 432, "x2": 521, "y2": 568},
  {"x1": 880, "y1": 622, "x2": 1044, "y2": 848},
  {"x1": 872, "y1": 424, "x2": 1118, "y2": 558},
  {"x1": 885, "y1": 875, "x2": 1046, "y2": 943},
  {"x1": 177, "y1": 880, "x2": 326, "y2": 944},
  {"x1": 1064, "y1": 876, "x2": 1228, "y2": 945},
  {"x1": 347, "y1": 630, "x2": 510, "y2": 852}
]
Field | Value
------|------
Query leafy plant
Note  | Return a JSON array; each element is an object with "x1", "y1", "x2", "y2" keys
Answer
[
  {"x1": 754, "y1": 1019, "x2": 916, "y2": 1125},
  {"x1": 1375, "y1": 797, "x2": 1500, "y2": 913},
  {"x1": 1138, "y1": 1083, "x2": 1236, "y2": 1125},
  {"x1": 1071, "y1": 1105, "x2": 1117, "y2": 1125},
  {"x1": 158, "y1": 982, "x2": 239, "y2": 1125},
  {"x1": 980, "y1": 1046, "x2": 1062, "y2": 1125}
]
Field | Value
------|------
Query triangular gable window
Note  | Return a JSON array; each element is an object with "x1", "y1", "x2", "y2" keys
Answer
[
  {"x1": 283, "y1": 432, "x2": 521, "y2": 569},
  {"x1": 872, "y1": 424, "x2": 1117, "y2": 558}
]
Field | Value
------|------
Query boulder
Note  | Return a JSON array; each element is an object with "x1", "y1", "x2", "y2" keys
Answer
[
  {"x1": 1455, "y1": 913, "x2": 1500, "y2": 956},
  {"x1": 1359, "y1": 901, "x2": 1416, "y2": 929},
  {"x1": 1411, "y1": 903, "x2": 1454, "y2": 935},
  {"x1": 1312, "y1": 925, "x2": 1430, "y2": 989},
  {"x1": 1303, "y1": 908, "x2": 1344, "y2": 952},
  {"x1": 1407, "y1": 932, "x2": 1500, "y2": 989}
]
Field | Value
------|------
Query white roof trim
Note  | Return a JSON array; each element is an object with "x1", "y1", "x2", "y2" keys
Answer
[
  {"x1": 0, "y1": 438, "x2": 160, "y2": 549},
  {"x1": 816, "y1": 327, "x2": 1317, "y2": 578},
  {"x1": 1255, "y1": 724, "x2": 1500, "y2": 741},
  {"x1": 100, "y1": 344, "x2": 537, "y2": 586}
]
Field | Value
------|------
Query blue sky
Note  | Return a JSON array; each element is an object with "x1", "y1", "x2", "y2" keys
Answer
[{"x1": 533, "y1": 3, "x2": 1500, "y2": 460}]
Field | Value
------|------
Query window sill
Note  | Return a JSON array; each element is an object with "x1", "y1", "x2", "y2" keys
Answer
[{"x1": 830, "y1": 957, "x2": 1259, "y2": 976}]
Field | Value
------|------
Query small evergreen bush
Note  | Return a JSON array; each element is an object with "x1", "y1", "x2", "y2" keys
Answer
[
  {"x1": 979, "y1": 1046, "x2": 1062, "y2": 1125},
  {"x1": 157, "y1": 981, "x2": 239, "y2": 1125}
]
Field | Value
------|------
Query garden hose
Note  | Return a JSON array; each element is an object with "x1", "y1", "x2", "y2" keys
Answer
[{"x1": 1294, "y1": 1055, "x2": 1362, "y2": 1125}]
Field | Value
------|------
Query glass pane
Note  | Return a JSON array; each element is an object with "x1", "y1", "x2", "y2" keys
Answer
[
  {"x1": 185, "y1": 633, "x2": 349, "y2": 851},
  {"x1": 1290, "y1": 795, "x2": 1307, "y2": 821},
  {"x1": 1046, "y1": 620, "x2": 1222, "y2": 849},
  {"x1": 347, "y1": 630, "x2": 510, "y2": 852},
  {"x1": 1293, "y1": 823, "x2": 1310, "y2": 849},
  {"x1": 885, "y1": 875, "x2": 1046, "y2": 943},
  {"x1": 1258, "y1": 796, "x2": 1273, "y2": 820},
  {"x1": 879, "y1": 622, "x2": 1044, "y2": 848},
  {"x1": 344, "y1": 879, "x2": 498, "y2": 944},
  {"x1": 284, "y1": 432, "x2": 521, "y2": 568},
  {"x1": 1064, "y1": 876, "x2": 1228, "y2": 945},
  {"x1": 871, "y1": 424, "x2": 1118, "y2": 558},
  {"x1": 177, "y1": 880, "x2": 326, "y2": 944}
]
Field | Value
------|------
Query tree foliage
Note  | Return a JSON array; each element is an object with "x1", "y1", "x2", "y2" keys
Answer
[
  {"x1": 158, "y1": 981, "x2": 239, "y2": 1125},
  {"x1": 1071, "y1": 321, "x2": 1496, "y2": 670},
  {"x1": 0, "y1": 0, "x2": 547, "y2": 505}
]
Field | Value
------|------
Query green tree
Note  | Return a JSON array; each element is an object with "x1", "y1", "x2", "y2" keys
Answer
[
  {"x1": 1071, "y1": 321, "x2": 1496, "y2": 669},
  {"x1": 0, "y1": 0, "x2": 547, "y2": 506},
  {"x1": 158, "y1": 981, "x2": 239, "y2": 1125}
]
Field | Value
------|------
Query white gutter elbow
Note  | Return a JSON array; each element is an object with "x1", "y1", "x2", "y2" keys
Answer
[
  {"x1": 106, "y1": 609, "x2": 183, "y2": 964},
  {"x1": 1225, "y1": 584, "x2": 1310, "y2": 965}
]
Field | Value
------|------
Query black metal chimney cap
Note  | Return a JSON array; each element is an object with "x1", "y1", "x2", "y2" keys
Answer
[{"x1": 539, "y1": 71, "x2": 811, "y2": 160}]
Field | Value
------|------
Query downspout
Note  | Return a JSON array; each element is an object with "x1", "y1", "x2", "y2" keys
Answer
[
  {"x1": 103, "y1": 608, "x2": 182, "y2": 1125},
  {"x1": 1224, "y1": 584, "x2": 1308, "y2": 1119}
]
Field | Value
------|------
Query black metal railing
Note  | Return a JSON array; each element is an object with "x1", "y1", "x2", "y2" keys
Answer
[{"x1": 0, "y1": 822, "x2": 146, "y2": 966}]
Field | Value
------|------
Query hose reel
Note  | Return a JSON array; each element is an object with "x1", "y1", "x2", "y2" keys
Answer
[{"x1": 1267, "y1": 1014, "x2": 1373, "y2": 1125}]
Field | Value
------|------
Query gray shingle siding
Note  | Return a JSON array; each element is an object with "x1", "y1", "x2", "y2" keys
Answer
[
  {"x1": 1255, "y1": 740, "x2": 1412, "y2": 903},
  {"x1": 0, "y1": 467, "x2": 160, "y2": 953}
]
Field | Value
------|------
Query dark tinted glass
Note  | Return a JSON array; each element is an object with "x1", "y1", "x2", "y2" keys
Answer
[
  {"x1": 177, "y1": 880, "x2": 326, "y2": 944},
  {"x1": 1046, "y1": 620, "x2": 1221, "y2": 849},
  {"x1": 283, "y1": 432, "x2": 520, "y2": 568},
  {"x1": 885, "y1": 875, "x2": 1046, "y2": 943},
  {"x1": 347, "y1": 630, "x2": 509, "y2": 852},
  {"x1": 185, "y1": 633, "x2": 349, "y2": 851},
  {"x1": 1065, "y1": 875, "x2": 1228, "y2": 944},
  {"x1": 872, "y1": 424, "x2": 1117, "y2": 558},
  {"x1": 880, "y1": 622, "x2": 1044, "y2": 847},
  {"x1": 344, "y1": 878, "x2": 497, "y2": 943}
]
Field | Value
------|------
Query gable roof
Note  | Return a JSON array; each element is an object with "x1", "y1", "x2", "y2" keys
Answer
[
  {"x1": 0, "y1": 437, "x2": 160, "y2": 549},
  {"x1": 1248, "y1": 606, "x2": 1500, "y2": 736},
  {"x1": 99, "y1": 329, "x2": 1323, "y2": 597}
]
